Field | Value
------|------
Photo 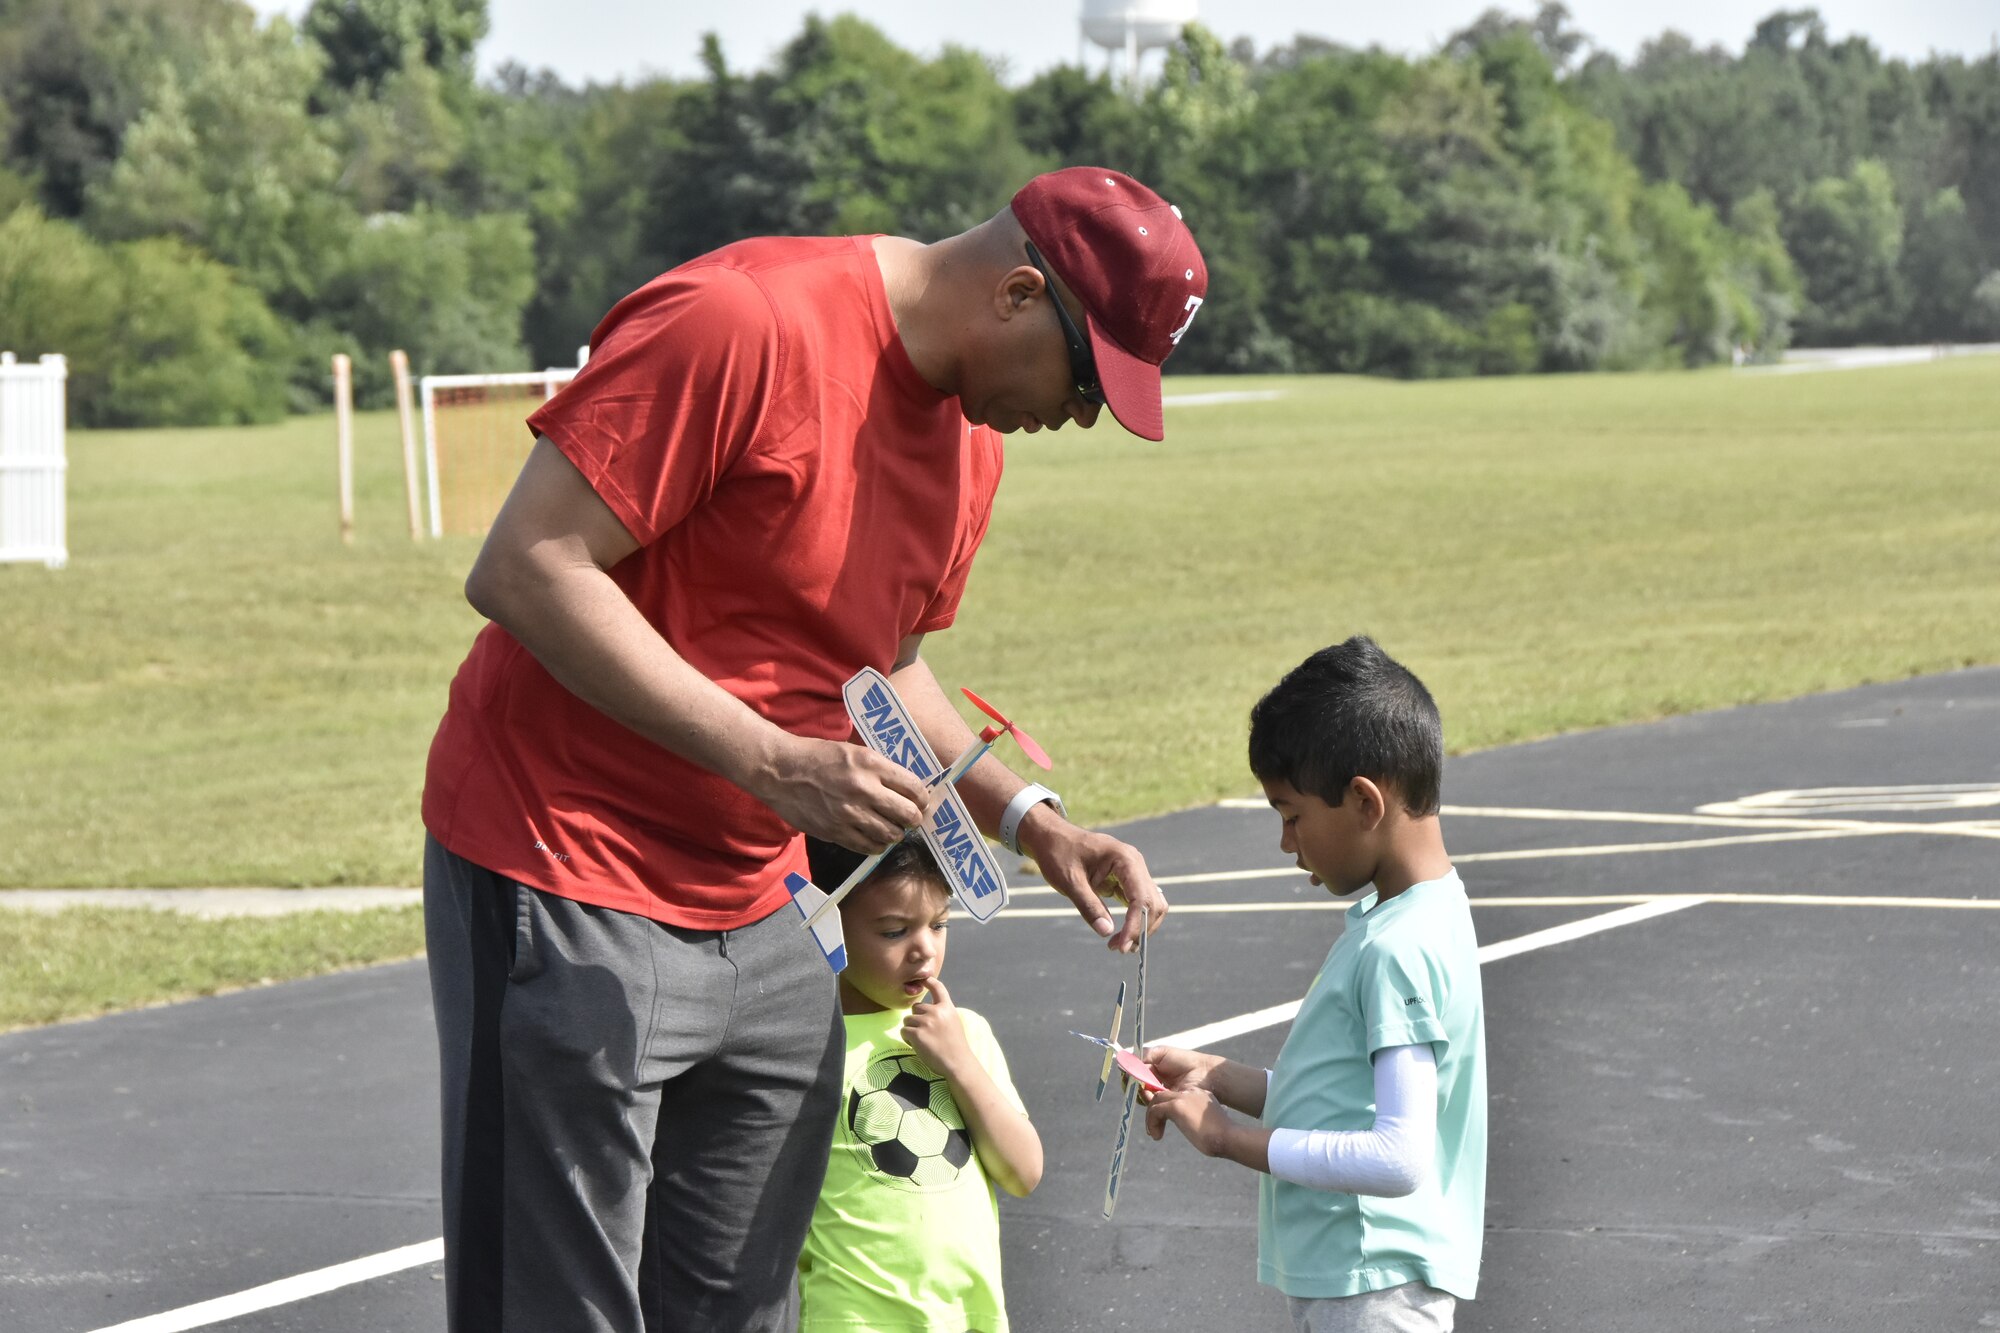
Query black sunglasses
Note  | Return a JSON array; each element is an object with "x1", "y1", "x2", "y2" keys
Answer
[{"x1": 1024, "y1": 242, "x2": 1106, "y2": 406}]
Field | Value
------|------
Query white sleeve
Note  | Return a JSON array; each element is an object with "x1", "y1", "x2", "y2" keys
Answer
[{"x1": 1265, "y1": 1044, "x2": 1436, "y2": 1196}]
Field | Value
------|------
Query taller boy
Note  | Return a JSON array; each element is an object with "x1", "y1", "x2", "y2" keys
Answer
[
  {"x1": 1145, "y1": 637, "x2": 1487, "y2": 1330},
  {"x1": 422, "y1": 168, "x2": 1205, "y2": 1332}
]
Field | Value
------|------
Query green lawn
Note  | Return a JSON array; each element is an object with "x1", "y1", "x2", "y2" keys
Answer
[
  {"x1": 0, "y1": 905, "x2": 424, "y2": 1031},
  {"x1": 2, "y1": 361, "x2": 1997, "y2": 1023}
]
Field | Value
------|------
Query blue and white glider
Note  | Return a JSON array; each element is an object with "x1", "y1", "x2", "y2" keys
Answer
[{"x1": 788, "y1": 667, "x2": 1045, "y2": 971}]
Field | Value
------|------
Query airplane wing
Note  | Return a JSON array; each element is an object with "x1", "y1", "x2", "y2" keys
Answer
[
  {"x1": 842, "y1": 667, "x2": 1010, "y2": 923},
  {"x1": 1103, "y1": 1080, "x2": 1138, "y2": 1220},
  {"x1": 1089, "y1": 981, "x2": 1125, "y2": 1101},
  {"x1": 1112, "y1": 1049, "x2": 1166, "y2": 1094},
  {"x1": 1102, "y1": 907, "x2": 1152, "y2": 1219},
  {"x1": 785, "y1": 872, "x2": 846, "y2": 973},
  {"x1": 1073, "y1": 1037, "x2": 1165, "y2": 1098},
  {"x1": 1099, "y1": 998, "x2": 1123, "y2": 1101}
]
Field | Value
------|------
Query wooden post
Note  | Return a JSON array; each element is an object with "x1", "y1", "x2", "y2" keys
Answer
[
  {"x1": 390, "y1": 349, "x2": 422, "y2": 541},
  {"x1": 332, "y1": 353, "x2": 354, "y2": 545}
]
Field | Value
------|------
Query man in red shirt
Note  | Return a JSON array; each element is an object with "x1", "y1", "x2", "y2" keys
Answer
[{"x1": 423, "y1": 166, "x2": 1208, "y2": 1331}]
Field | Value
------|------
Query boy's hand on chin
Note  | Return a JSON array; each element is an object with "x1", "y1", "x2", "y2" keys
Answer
[{"x1": 902, "y1": 977, "x2": 971, "y2": 1075}]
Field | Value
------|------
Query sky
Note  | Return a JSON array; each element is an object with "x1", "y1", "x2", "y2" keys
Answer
[{"x1": 250, "y1": 1, "x2": 2000, "y2": 87}]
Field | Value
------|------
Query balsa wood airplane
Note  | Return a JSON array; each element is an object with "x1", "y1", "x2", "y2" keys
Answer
[
  {"x1": 786, "y1": 666, "x2": 1050, "y2": 972},
  {"x1": 1072, "y1": 906, "x2": 1157, "y2": 1219}
]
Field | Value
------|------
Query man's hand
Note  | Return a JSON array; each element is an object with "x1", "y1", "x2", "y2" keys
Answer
[
  {"x1": 751, "y1": 735, "x2": 928, "y2": 855},
  {"x1": 1017, "y1": 808, "x2": 1167, "y2": 953}
]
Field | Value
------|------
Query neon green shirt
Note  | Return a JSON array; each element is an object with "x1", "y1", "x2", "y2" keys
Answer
[
  {"x1": 798, "y1": 1006, "x2": 1024, "y2": 1332},
  {"x1": 1259, "y1": 869, "x2": 1488, "y2": 1300}
]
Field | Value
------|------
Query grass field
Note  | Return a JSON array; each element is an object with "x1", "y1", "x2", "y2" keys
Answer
[
  {"x1": 2, "y1": 360, "x2": 1997, "y2": 1022},
  {"x1": 0, "y1": 905, "x2": 424, "y2": 1031}
]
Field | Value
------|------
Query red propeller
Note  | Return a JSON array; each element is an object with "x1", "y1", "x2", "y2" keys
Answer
[{"x1": 960, "y1": 687, "x2": 1053, "y2": 771}]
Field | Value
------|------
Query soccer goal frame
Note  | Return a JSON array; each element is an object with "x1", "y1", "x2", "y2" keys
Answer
[{"x1": 419, "y1": 365, "x2": 579, "y2": 538}]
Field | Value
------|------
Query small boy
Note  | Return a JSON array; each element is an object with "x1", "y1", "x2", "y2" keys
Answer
[
  {"x1": 1143, "y1": 636, "x2": 1486, "y2": 1331},
  {"x1": 797, "y1": 833, "x2": 1043, "y2": 1333}
]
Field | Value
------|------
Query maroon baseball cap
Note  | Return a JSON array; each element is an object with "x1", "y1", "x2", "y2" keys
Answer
[{"x1": 1011, "y1": 167, "x2": 1208, "y2": 441}]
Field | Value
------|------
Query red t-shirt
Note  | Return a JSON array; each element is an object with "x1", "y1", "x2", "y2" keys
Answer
[{"x1": 422, "y1": 236, "x2": 1005, "y2": 930}]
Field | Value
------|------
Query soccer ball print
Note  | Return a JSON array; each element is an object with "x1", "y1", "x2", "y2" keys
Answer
[{"x1": 848, "y1": 1052, "x2": 974, "y2": 1189}]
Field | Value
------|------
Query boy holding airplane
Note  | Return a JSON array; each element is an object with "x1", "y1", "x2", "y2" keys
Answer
[
  {"x1": 796, "y1": 833, "x2": 1043, "y2": 1333},
  {"x1": 1144, "y1": 636, "x2": 1487, "y2": 1331}
]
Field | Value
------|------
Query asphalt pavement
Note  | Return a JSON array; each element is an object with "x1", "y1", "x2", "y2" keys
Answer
[{"x1": 4, "y1": 669, "x2": 1996, "y2": 1332}]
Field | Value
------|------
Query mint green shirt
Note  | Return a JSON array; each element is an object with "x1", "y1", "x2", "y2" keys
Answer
[{"x1": 1259, "y1": 870, "x2": 1487, "y2": 1300}]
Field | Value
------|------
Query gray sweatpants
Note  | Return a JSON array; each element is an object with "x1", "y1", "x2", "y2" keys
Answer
[{"x1": 424, "y1": 837, "x2": 844, "y2": 1333}]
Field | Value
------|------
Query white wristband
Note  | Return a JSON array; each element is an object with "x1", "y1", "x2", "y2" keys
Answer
[{"x1": 999, "y1": 782, "x2": 1065, "y2": 856}]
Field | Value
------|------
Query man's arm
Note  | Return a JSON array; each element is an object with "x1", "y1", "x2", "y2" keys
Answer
[
  {"x1": 888, "y1": 636, "x2": 1168, "y2": 951},
  {"x1": 465, "y1": 438, "x2": 927, "y2": 851}
]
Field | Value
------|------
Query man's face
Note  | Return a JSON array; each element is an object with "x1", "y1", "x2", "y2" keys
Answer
[
  {"x1": 1259, "y1": 775, "x2": 1376, "y2": 899},
  {"x1": 837, "y1": 874, "x2": 952, "y2": 1014},
  {"x1": 958, "y1": 259, "x2": 1106, "y2": 436}
]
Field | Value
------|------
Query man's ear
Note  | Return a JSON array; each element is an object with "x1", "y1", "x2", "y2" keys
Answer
[
  {"x1": 994, "y1": 264, "x2": 1044, "y2": 321},
  {"x1": 1350, "y1": 776, "x2": 1389, "y2": 831}
]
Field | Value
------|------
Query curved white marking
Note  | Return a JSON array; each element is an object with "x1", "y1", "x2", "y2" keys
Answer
[{"x1": 1698, "y1": 784, "x2": 2000, "y2": 816}]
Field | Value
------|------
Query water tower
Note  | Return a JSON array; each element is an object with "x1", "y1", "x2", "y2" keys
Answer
[{"x1": 1080, "y1": 0, "x2": 1198, "y2": 88}]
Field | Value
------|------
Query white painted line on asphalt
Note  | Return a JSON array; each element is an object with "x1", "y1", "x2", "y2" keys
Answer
[
  {"x1": 1697, "y1": 783, "x2": 2000, "y2": 816},
  {"x1": 1215, "y1": 799, "x2": 2000, "y2": 841},
  {"x1": 1010, "y1": 826, "x2": 1892, "y2": 895},
  {"x1": 1443, "y1": 804, "x2": 2000, "y2": 839},
  {"x1": 1157, "y1": 866, "x2": 1299, "y2": 885},
  {"x1": 998, "y1": 891, "x2": 1998, "y2": 914},
  {"x1": 1152, "y1": 998, "x2": 1305, "y2": 1053},
  {"x1": 1452, "y1": 827, "x2": 1880, "y2": 861},
  {"x1": 85, "y1": 1238, "x2": 442, "y2": 1333},
  {"x1": 1150, "y1": 898, "x2": 1707, "y2": 1051},
  {"x1": 1673, "y1": 893, "x2": 2000, "y2": 909},
  {"x1": 1472, "y1": 897, "x2": 1704, "y2": 963}
]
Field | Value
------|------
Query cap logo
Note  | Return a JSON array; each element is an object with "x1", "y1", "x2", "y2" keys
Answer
[{"x1": 1169, "y1": 295, "x2": 1204, "y2": 346}]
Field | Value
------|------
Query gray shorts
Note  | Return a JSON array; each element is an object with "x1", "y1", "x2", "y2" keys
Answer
[
  {"x1": 1289, "y1": 1282, "x2": 1456, "y2": 1333},
  {"x1": 425, "y1": 836, "x2": 843, "y2": 1333}
]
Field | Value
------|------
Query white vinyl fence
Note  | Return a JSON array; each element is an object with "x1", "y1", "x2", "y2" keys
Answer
[{"x1": 0, "y1": 352, "x2": 67, "y2": 569}]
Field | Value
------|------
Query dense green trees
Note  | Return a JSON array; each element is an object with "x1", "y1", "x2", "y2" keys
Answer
[
  {"x1": 1572, "y1": 5, "x2": 2000, "y2": 346},
  {"x1": 1, "y1": 1, "x2": 1995, "y2": 426},
  {"x1": 0, "y1": 207, "x2": 288, "y2": 424}
]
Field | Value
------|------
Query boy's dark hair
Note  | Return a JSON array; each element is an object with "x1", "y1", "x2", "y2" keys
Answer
[
  {"x1": 804, "y1": 832, "x2": 950, "y2": 905},
  {"x1": 1248, "y1": 636, "x2": 1443, "y2": 816}
]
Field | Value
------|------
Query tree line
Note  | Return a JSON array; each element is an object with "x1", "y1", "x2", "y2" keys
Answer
[{"x1": 1, "y1": 0, "x2": 1996, "y2": 427}]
